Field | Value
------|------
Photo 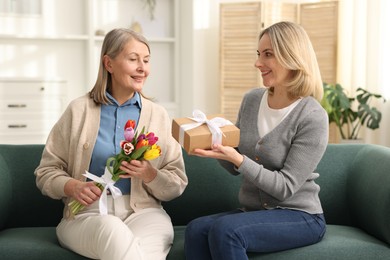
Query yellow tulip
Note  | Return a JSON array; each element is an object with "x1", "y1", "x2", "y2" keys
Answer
[{"x1": 143, "y1": 145, "x2": 161, "y2": 160}]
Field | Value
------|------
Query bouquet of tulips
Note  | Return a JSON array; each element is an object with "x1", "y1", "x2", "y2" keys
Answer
[{"x1": 68, "y1": 119, "x2": 162, "y2": 216}]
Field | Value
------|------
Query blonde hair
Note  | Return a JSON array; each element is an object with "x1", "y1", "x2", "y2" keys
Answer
[
  {"x1": 89, "y1": 28, "x2": 150, "y2": 104},
  {"x1": 259, "y1": 21, "x2": 323, "y2": 101}
]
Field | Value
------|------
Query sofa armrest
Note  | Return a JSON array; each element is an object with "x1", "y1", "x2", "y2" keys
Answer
[
  {"x1": 348, "y1": 144, "x2": 390, "y2": 245},
  {"x1": 0, "y1": 152, "x2": 11, "y2": 230}
]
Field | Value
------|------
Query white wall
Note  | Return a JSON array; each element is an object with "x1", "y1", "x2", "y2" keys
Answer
[{"x1": 179, "y1": 0, "x2": 221, "y2": 116}]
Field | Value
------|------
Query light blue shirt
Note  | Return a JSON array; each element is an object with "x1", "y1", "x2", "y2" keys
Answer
[{"x1": 89, "y1": 92, "x2": 141, "y2": 194}]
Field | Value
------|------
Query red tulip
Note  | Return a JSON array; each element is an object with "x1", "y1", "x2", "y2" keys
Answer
[
  {"x1": 136, "y1": 139, "x2": 149, "y2": 150},
  {"x1": 124, "y1": 120, "x2": 136, "y2": 130}
]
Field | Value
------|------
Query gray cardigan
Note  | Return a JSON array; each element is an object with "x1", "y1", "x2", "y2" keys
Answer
[{"x1": 221, "y1": 88, "x2": 329, "y2": 214}]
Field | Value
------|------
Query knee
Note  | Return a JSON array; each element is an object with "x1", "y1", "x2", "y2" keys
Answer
[
  {"x1": 95, "y1": 215, "x2": 131, "y2": 240},
  {"x1": 185, "y1": 217, "x2": 209, "y2": 241},
  {"x1": 209, "y1": 217, "x2": 238, "y2": 241},
  {"x1": 96, "y1": 215, "x2": 123, "y2": 228},
  {"x1": 185, "y1": 219, "x2": 199, "y2": 239}
]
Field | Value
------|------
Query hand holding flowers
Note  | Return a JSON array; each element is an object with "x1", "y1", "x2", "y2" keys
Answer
[
  {"x1": 68, "y1": 120, "x2": 162, "y2": 216},
  {"x1": 106, "y1": 120, "x2": 161, "y2": 180}
]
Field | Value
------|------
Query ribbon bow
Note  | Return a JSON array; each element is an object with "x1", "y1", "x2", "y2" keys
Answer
[
  {"x1": 179, "y1": 109, "x2": 232, "y2": 147},
  {"x1": 83, "y1": 167, "x2": 122, "y2": 215}
]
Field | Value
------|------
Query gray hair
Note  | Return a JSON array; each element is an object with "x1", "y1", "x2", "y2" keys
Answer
[{"x1": 89, "y1": 28, "x2": 150, "y2": 104}]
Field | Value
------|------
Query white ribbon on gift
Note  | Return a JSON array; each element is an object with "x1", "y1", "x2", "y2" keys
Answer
[
  {"x1": 179, "y1": 109, "x2": 233, "y2": 147},
  {"x1": 83, "y1": 167, "x2": 122, "y2": 215}
]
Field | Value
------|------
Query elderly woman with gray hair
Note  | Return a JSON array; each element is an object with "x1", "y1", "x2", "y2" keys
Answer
[{"x1": 35, "y1": 28, "x2": 188, "y2": 260}]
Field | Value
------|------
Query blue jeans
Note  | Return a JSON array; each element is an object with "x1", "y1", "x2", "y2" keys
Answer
[{"x1": 184, "y1": 208, "x2": 326, "y2": 260}]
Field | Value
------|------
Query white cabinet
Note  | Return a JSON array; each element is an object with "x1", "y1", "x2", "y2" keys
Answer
[
  {"x1": 0, "y1": 0, "x2": 180, "y2": 143},
  {"x1": 0, "y1": 78, "x2": 66, "y2": 144}
]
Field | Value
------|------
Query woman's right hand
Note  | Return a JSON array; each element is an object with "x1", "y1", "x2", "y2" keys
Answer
[
  {"x1": 64, "y1": 179, "x2": 102, "y2": 206},
  {"x1": 191, "y1": 144, "x2": 244, "y2": 168}
]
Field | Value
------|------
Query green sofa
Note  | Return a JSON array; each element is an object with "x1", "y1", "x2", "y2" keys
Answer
[{"x1": 0, "y1": 144, "x2": 389, "y2": 259}]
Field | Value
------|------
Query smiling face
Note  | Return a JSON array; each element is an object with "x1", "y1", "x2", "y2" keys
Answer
[
  {"x1": 254, "y1": 33, "x2": 291, "y2": 88},
  {"x1": 104, "y1": 39, "x2": 150, "y2": 102}
]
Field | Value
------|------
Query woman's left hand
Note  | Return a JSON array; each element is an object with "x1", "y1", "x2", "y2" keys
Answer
[
  {"x1": 191, "y1": 144, "x2": 244, "y2": 168},
  {"x1": 119, "y1": 159, "x2": 157, "y2": 183}
]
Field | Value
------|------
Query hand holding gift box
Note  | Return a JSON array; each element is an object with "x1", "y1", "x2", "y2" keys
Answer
[{"x1": 172, "y1": 110, "x2": 240, "y2": 153}]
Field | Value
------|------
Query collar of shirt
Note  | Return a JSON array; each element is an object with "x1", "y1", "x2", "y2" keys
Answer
[{"x1": 106, "y1": 91, "x2": 142, "y2": 108}]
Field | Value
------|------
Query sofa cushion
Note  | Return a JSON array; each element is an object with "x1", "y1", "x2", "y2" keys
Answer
[
  {"x1": 168, "y1": 226, "x2": 186, "y2": 260},
  {"x1": 2, "y1": 225, "x2": 389, "y2": 260},
  {"x1": 247, "y1": 225, "x2": 390, "y2": 260},
  {"x1": 0, "y1": 227, "x2": 88, "y2": 260},
  {"x1": 168, "y1": 225, "x2": 390, "y2": 260}
]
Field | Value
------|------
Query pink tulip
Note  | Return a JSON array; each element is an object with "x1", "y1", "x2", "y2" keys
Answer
[
  {"x1": 146, "y1": 132, "x2": 158, "y2": 145},
  {"x1": 124, "y1": 127, "x2": 135, "y2": 142}
]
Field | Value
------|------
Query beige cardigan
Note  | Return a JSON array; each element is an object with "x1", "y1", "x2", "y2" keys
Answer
[{"x1": 35, "y1": 94, "x2": 188, "y2": 218}]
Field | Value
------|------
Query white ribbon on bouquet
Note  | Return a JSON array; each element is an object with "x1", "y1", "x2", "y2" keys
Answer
[
  {"x1": 83, "y1": 167, "x2": 122, "y2": 215},
  {"x1": 179, "y1": 109, "x2": 233, "y2": 147}
]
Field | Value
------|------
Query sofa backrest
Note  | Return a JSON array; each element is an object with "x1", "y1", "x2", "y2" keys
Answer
[
  {"x1": 163, "y1": 151, "x2": 241, "y2": 225},
  {"x1": 0, "y1": 144, "x2": 63, "y2": 229},
  {"x1": 0, "y1": 148, "x2": 12, "y2": 229},
  {"x1": 0, "y1": 144, "x2": 240, "y2": 230},
  {"x1": 166, "y1": 143, "x2": 390, "y2": 245},
  {"x1": 166, "y1": 145, "x2": 358, "y2": 226},
  {"x1": 315, "y1": 144, "x2": 361, "y2": 225}
]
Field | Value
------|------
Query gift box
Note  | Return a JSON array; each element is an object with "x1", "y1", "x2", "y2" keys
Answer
[{"x1": 172, "y1": 111, "x2": 240, "y2": 153}]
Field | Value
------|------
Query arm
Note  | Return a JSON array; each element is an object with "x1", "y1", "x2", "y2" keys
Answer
[
  {"x1": 35, "y1": 96, "x2": 102, "y2": 206},
  {"x1": 144, "y1": 108, "x2": 188, "y2": 201},
  {"x1": 121, "y1": 101, "x2": 188, "y2": 201}
]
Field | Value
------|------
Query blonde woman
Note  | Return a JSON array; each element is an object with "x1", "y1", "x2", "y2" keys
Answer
[
  {"x1": 185, "y1": 21, "x2": 328, "y2": 259},
  {"x1": 35, "y1": 28, "x2": 188, "y2": 260}
]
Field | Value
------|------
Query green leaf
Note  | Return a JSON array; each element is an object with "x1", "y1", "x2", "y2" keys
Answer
[
  {"x1": 321, "y1": 82, "x2": 385, "y2": 139},
  {"x1": 130, "y1": 145, "x2": 150, "y2": 160}
]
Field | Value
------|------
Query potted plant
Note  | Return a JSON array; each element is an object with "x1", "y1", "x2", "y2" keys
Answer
[
  {"x1": 130, "y1": 0, "x2": 156, "y2": 34},
  {"x1": 321, "y1": 83, "x2": 386, "y2": 140},
  {"x1": 141, "y1": 0, "x2": 156, "y2": 20}
]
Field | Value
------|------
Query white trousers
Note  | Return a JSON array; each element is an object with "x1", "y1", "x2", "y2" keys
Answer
[{"x1": 56, "y1": 195, "x2": 174, "y2": 260}]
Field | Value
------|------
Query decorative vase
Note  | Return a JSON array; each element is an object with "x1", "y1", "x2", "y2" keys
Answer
[{"x1": 130, "y1": 21, "x2": 143, "y2": 34}]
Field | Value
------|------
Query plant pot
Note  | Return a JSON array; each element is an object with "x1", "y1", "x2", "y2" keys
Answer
[
  {"x1": 328, "y1": 122, "x2": 341, "y2": 143},
  {"x1": 340, "y1": 138, "x2": 365, "y2": 144}
]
